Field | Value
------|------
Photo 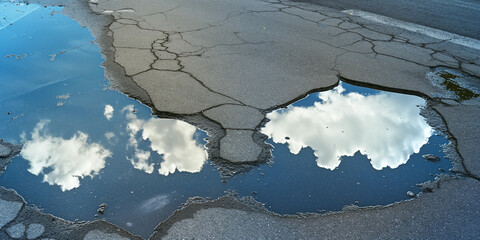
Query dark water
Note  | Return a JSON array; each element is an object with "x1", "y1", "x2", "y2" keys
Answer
[{"x1": 0, "y1": 2, "x2": 451, "y2": 238}]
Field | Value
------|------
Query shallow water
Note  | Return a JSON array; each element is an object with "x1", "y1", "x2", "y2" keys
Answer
[{"x1": 0, "y1": 2, "x2": 452, "y2": 238}]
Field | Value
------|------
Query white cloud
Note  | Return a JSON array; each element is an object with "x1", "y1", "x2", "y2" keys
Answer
[
  {"x1": 21, "y1": 120, "x2": 111, "y2": 191},
  {"x1": 104, "y1": 132, "x2": 115, "y2": 140},
  {"x1": 138, "y1": 193, "x2": 170, "y2": 214},
  {"x1": 104, "y1": 104, "x2": 114, "y2": 120},
  {"x1": 261, "y1": 84, "x2": 433, "y2": 170},
  {"x1": 122, "y1": 105, "x2": 207, "y2": 175}
]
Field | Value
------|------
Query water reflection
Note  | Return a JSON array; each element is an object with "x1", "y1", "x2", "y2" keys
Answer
[
  {"x1": 0, "y1": 3, "x2": 451, "y2": 237},
  {"x1": 21, "y1": 120, "x2": 111, "y2": 191},
  {"x1": 261, "y1": 83, "x2": 433, "y2": 170},
  {"x1": 104, "y1": 104, "x2": 114, "y2": 120},
  {"x1": 138, "y1": 193, "x2": 171, "y2": 214},
  {"x1": 123, "y1": 105, "x2": 207, "y2": 176},
  {"x1": 0, "y1": 1, "x2": 39, "y2": 30}
]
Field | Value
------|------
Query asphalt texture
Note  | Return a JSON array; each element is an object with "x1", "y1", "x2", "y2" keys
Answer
[{"x1": 294, "y1": 0, "x2": 480, "y2": 39}]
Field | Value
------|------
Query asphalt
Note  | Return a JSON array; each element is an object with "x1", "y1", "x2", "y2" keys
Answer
[
  {"x1": 293, "y1": 0, "x2": 480, "y2": 40},
  {"x1": 1, "y1": 0, "x2": 480, "y2": 239}
]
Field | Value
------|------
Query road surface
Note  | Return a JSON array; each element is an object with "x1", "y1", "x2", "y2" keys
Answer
[{"x1": 295, "y1": 0, "x2": 480, "y2": 39}]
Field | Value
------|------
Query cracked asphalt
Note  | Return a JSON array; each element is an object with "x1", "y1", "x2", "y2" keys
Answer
[
  {"x1": 88, "y1": 0, "x2": 480, "y2": 166},
  {"x1": 1, "y1": 0, "x2": 480, "y2": 239}
]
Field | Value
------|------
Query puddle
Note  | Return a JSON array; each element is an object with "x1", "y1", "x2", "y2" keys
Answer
[
  {"x1": 427, "y1": 67, "x2": 480, "y2": 101},
  {"x1": 0, "y1": 2, "x2": 453, "y2": 238},
  {"x1": 259, "y1": 82, "x2": 451, "y2": 209}
]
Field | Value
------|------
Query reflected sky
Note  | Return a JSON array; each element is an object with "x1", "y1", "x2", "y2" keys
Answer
[
  {"x1": 0, "y1": 2, "x2": 452, "y2": 238},
  {"x1": 261, "y1": 84, "x2": 433, "y2": 170},
  {"x1": 0, "y1": 1, "x2": 39, "y2": 30},
  {"x1": 0, "y1": 4, "x2": 213, "y2": 236},
  {"x1": 104, "y1": 104, "x2": 114, "y2": 120},
  {"x1": 123, "y1": 105, "x2": 207, "y2": 176},
  {"x1": 21, "y1": 120, "x2": 111, "y2": 191},
  {"x1": 19, "y1": 104, "x2": 208, "y2": 191}
]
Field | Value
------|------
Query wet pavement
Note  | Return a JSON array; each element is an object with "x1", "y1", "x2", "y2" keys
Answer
[
  {"x1": 1, "y1": 0, "x2": 480, "y2": 239},
  {"x1": 0, "y1": 5, "x2": 453, "y2": 234}
]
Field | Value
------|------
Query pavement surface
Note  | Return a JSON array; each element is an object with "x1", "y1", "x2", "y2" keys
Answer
[
  {"x1": 1, "y1": 0, "x2": 480, "y2": 239},
  {"x1": 294, "y1": 0, "x2": 480, "y2": 40}
]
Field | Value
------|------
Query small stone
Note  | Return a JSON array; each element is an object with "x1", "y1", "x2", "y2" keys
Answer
[
  {"x1": 439, "y1": 168, "x2": 445, "y2": 172},
  {"x1": 26, "y1": 223, "x2": 45, "y2": 239},
  {"x1": 422, "y1": 154, "x2": 440, "y2": 162},
  {"x1": 94, "y1": 214, "x2": 98, "y2": 218},
  {"x1": 99, "y1": 203, "x2": 108, "y2": 208},
  {"x1": 97, "y1": 208, "x2": 105, "y2": 214},
  {"x1": 6, "y1": 223, "x2": 26, "y2": 239},
  {"x1": 252, "y1": 191, "x2": 257, "y2": 194},
  {"x1": 407, "y1": 191, "x2": 416, "y2": 198}
]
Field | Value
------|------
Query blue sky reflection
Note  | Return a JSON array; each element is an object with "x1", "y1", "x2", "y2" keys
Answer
[{"x1": 261, "y1": 83, "x2": 433, "y2": 170}]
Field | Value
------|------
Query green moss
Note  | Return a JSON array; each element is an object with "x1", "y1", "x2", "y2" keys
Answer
[{"x1": 438, "y1": 71, "x2": 479, "y2": 101}]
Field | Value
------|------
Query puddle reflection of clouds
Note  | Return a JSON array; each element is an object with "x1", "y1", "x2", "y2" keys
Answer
[
  {"x1": 138, "y1": 193, "x2": 171, "y2": 214},
  {"x1": 123, "y1": 105, "x2": 207, "y2": 176},
  {"x1": 21, "y1": 120, "x2": 111, "y2": 191},
  {"x1": 104, "y1": 104, "x2": 114, "y2": 120},
  {"x1": 262, "y1": 84, "x2": 433, "y2": 170},
  {"x1": 19, "y1": 105, "x2": 207, "y2": 191}
]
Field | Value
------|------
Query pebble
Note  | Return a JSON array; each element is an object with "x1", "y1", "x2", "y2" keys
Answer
[
  {"x1": 407, "y1": 191, "x2": 416, "y2": 198},
  {"x1": 97, "y1": 203, "x2": 108, "y2": 214},
  {"x1": 422, "y1": 154, "x2": 440, "y2": 162}
]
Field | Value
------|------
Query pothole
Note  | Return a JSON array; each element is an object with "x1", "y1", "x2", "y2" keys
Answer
[{"x1": 0, "y1": 2, "x2": 457, "y2": 239}]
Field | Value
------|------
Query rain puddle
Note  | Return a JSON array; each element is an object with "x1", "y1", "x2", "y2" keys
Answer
[
  {"x1": 0, "y1": 1, "x2": 452, "y2": 238},
  {"x1": 260, "y1": 82, "x2": 451, "y2": 211}
]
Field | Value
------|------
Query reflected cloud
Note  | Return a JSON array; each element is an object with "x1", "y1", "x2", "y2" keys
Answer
[
  {"x1": 104, "y1": 132, "x2": 115, "y2": 140},
  {"x1": 104, "y1": 104, "x2": 114, "y2": 120},
  {"x1": 122, "y1": 105, "x2": 207, "y2": 176},
  {"x1": 21, "y1": 120, "x2": 111, "y2": 191},
  {"x1": 261, "y1": 84, "x2": 433, "y2": 170},
  {"x1": 138, "y1": 193, "x2": 171, "y2": 214}
]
